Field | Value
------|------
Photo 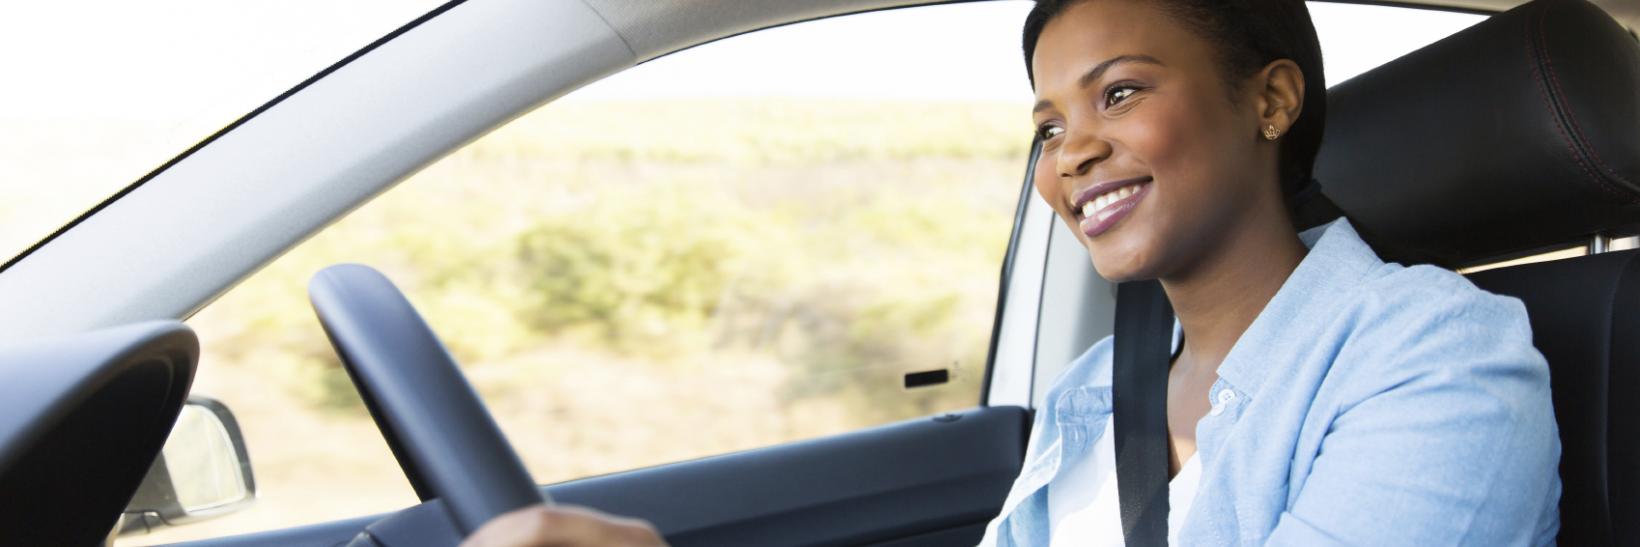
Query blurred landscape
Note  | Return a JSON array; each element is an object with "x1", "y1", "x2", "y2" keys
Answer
[{"x1": 109, "y1": 98, "x2": 1031, "y2": 543}]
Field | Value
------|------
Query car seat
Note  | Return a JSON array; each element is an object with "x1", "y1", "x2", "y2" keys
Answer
[{"x1": 1311, "y1": 0, "x2": 1640, "y2": 543}]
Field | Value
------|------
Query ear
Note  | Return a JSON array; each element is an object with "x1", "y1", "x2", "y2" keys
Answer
[{"x1": 1253, "y1": 59, "x2": 1305, "y2": 139}]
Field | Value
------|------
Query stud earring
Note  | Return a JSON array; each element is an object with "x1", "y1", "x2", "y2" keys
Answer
[{"x1": 1263, "y1": 124, "x2": 1282, "y2": 141}]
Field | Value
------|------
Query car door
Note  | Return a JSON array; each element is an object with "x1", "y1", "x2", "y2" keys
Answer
[{"x1": 117, "y1": 3, "x2": 1044, "y2": 546}]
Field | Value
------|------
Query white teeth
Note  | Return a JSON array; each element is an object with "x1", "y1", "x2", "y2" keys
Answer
[
  {"x1": 1081, "y1": 183, "x2": 1145, "y2": 220},
  {"x1": 1082, "y1": 183, "x2": 1148, "y2": 217}
]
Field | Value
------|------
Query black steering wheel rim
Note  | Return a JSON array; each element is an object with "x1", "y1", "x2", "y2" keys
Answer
[{"x1": 309, "y1": 263, "x2": 546, "y2": 536}]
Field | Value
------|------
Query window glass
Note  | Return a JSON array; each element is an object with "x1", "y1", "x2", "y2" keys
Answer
[
  {"x1": 127, "y1": 2, "x2": 1034, "y2": 544},
  {"x1": 116, "y1": 2, "x2": 1487, "y2": 544},
  {"x1": 0, "y1": 0, "x2": 445, "y2": 265},
  {"x1": 1309, "y1": 3, "x2": 1484, "y2": 85}
]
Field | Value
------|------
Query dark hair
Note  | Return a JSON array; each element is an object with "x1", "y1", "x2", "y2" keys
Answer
[{"x1": 1022, "y1": 0, "x2": 1327, "y2": 201}]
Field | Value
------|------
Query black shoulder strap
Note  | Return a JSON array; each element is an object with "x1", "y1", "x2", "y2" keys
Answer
[{"x1": 1113, "y1": 280, "x2": 1175, "y2": 546}]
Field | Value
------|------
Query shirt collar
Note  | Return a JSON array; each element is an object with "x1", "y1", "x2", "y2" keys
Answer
[{"x1": 1211, "y1": 218, "x2": 1382, "y2": 399}]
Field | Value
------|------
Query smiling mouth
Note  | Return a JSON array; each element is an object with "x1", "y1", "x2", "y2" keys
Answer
[{"x1": 1072, "y1": 176, "x2": 1152, "y2": 238}]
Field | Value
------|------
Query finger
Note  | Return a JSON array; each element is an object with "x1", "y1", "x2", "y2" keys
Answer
[
  {"x1": 460, "y1": 505, "x2": 666, "y2": 547},
  {"x1": 460, "y1": 505, "x2": 554, "y2": 547},
  {"x1": 547, "y1": 506, "x2": 665, "y2": 547}
]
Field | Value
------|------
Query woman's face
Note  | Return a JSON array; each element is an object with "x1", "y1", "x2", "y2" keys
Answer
[{"x1": 1030, "y1": 0, "x2": 1280, "y2": 282}]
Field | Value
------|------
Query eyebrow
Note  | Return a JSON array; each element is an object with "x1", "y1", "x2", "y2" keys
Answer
[{"x1": 1032, "y1": 54, "x2": 1165, "y2": 114}]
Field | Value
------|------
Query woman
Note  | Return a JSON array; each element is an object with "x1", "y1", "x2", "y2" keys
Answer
[{"x1": 464, "y1": 0, "x2": 1562, "y2": 545}]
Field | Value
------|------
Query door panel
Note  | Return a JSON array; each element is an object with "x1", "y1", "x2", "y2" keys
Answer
[{"x1": 180, "y1": 405, "x2": 1028, "y2": 547}]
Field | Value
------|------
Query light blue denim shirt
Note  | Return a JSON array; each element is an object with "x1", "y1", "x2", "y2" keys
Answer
[{"x1": 981, "y1": 219, "x2": 1561, "y2": 546}]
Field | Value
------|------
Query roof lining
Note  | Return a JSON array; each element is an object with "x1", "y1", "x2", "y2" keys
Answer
[{"x1": 580, "y1": 0, "x2": 1634, "y2": 65}]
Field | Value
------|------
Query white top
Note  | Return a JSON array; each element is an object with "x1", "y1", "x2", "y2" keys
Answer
[{"x1": 1046, "y1": 415, "x2": 1201, "y2": 546}]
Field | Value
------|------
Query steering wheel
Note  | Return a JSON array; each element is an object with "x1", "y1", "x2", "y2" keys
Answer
[{"x1": 309, "y1": 263, "x2": 547, "y2": 538}]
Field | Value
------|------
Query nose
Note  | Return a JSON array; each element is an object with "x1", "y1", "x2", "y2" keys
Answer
[{"x1": 1055, "y1": 124, "x2": 1110, "y2": 179}]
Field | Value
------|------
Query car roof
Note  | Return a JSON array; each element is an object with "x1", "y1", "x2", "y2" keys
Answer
[
  {"x1": 1418, "y1": 0, "x2": 1635, "y2": 29},
  {"x1": 579, "y1": 0, "x2": 1636, "y2": 63}
]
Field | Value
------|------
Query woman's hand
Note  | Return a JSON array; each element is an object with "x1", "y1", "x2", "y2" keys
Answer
[{"x1": 459, "y1": 505, "x2": 668, "y2": 547}]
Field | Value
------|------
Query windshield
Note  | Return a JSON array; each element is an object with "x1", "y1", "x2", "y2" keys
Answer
[{"x1": 0, "y1": 0, "x2": 446, "y2": 265}]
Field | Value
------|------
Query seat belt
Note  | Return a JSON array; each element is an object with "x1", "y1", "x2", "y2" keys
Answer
[{"x1": 1113, "y1": 280, "x2": 1175, "y2": 546}]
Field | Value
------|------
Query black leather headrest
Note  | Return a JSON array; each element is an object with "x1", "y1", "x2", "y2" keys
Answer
[{"x1": 1314, "y1": 0, "x2": 1640, "y2": 268}]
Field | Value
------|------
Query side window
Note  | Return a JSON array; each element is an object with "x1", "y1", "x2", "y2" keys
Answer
[
  {"x1": 128, "y1": 3, "x2": 1034, "y2": 544},
  {"x1": 1310, "y1": 3, "x2": 1484, "y2": 85}
]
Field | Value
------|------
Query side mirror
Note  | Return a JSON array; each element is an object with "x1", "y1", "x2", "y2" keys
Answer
[{"x1": 116, "y1": 396, "x2": 256, "y2": 536}]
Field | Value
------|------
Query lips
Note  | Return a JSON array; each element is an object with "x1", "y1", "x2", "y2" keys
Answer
[{"x1": 1071, "y1": 176, "x2": 1152, "y2": 238}]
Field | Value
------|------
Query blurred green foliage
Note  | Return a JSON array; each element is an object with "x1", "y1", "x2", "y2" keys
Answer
[
  {"x1": 516, "y1": 186, "x2": 758, "y2": 353},
  {"x1": 192, "y1": 98, "x2": 1028, "y2": 424}
]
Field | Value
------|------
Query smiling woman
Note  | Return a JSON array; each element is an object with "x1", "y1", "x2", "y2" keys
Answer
[
  {"x1": 1026, "y1": 0, "x2": 1322, "y2": 284},
  {"x1": 985, "y1": 1, "x2": 1559, "y2": 546}
]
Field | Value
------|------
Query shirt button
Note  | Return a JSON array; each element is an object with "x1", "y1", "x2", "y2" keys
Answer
[{"x1": 1209, "y1": 390, "x2": 1236, "y2": 416}]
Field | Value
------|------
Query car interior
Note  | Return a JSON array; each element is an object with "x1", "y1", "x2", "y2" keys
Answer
[
  {"x1": 0, "y1": 0, "x2": 1635, "y2": 546},
  {"x1": 1316, "y1": 1, "x2": 1638, "y2": 544}
]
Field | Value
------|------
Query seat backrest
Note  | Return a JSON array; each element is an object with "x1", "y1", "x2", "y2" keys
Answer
[
  {"x1": 1468, "y1": 252, "x2": 1640, "y2": 546},
  {"x1": 1310, "y1": 0, "x2": 1640, "y2": 543}
]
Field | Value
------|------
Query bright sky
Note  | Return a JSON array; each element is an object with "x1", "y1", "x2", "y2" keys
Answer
[{"x1": 0, "y1": 1, "x2": 1483, "y2": 261}]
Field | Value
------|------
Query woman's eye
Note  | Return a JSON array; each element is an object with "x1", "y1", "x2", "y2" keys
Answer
[
  {"x1": 1037, "y1": 125, "x2": 1064, "y2": 141},
  {"x1": 1104, "y1": 85, "x2": 1138, "y2": 108}
]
